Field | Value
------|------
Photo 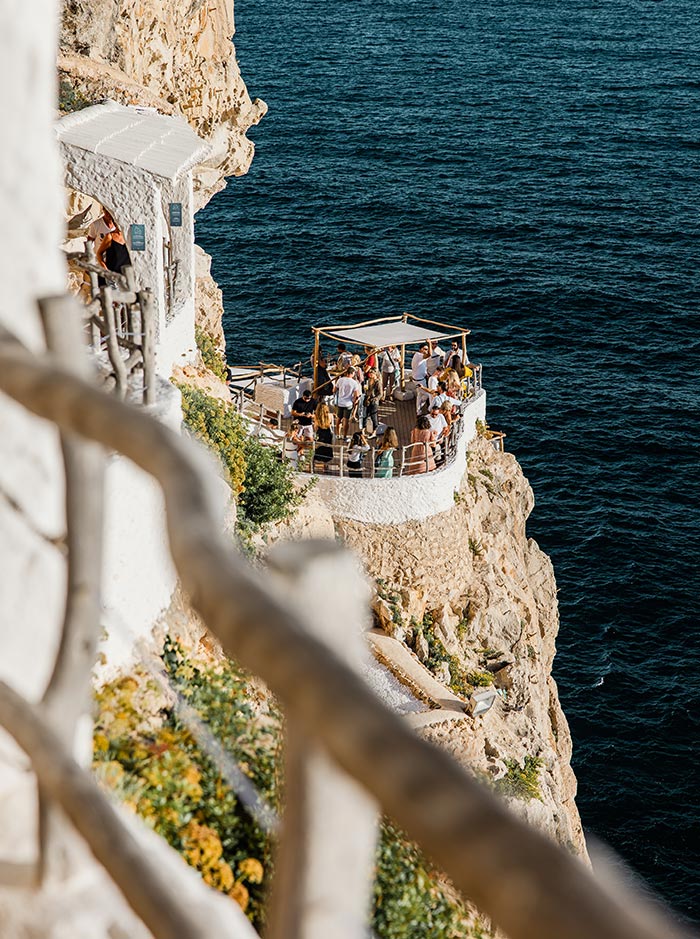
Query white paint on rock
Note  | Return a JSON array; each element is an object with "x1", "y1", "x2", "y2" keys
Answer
[
  {"x1": 314, "y1": 391, "x2": 487, "y2": 524},
  {"x1": 361, "y1": 657, "x2": 427, "y2": 715}
]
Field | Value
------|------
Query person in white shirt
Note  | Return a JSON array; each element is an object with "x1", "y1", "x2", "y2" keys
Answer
[
  {"x1": 380, "y1": 345, "x2": 401, "y2": 400},
  {"x1": 426, "y1": 342, "x2": 445, "y2": 377},
  {"x1": 334, "y1": 366, "x2": 361, "y2": 438},
  {"x1": 427, "y1": 403, "x2": 448, "y2": 441},
  {"x1": 411, "y1": 343, "x2": 430, "y2": 413},
  {"x1": 87, "y1": 208, "x2": 116, "y2": 256}
]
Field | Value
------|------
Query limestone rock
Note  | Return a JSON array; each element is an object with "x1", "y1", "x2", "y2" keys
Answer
[
  {"x1": 336, "y1": 438, "x2": 588, "y2": 859},
  {"x1": 414, "y1": 631, "x2": 430, "y2": 664},
  {"x1": 59, "y1": 0, "x2": 267, "y2": 208}
]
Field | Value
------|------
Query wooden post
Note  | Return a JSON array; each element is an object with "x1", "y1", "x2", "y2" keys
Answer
[
  {"x1": 399, "y1": 344, "x2": 406, "y2": 391},
  {"x1": 102, "y1": 286, "x2": 127, "y2": 399},
  {"x1": 139, "y1": 289, "x2": 156, "y2": 406},
  {"x1": 461, "y1": 332, "x2": 467, "y2": 370},
  {"x1": 266, "y1": 542, "x2": 378, "y2": 939},
  {"x1": 37, "y1": 294, "x2": 107, "y2": 884}
]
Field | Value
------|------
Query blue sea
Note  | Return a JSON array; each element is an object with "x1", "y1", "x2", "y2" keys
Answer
[{"x1": 196, "y1": 0, "x2": 700, "y2": 922}]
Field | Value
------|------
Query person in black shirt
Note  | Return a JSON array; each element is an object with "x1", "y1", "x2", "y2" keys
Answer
[{"x1": 291, "y1": 389, "x2": 317, "y2": 445}]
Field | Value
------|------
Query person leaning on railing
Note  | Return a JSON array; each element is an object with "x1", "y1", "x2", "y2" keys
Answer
[{"x1": 406, "y1": 415, "x2": 437, "y2": 475}]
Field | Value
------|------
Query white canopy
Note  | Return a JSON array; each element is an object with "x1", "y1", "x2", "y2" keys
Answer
[
  {"x1": 56, "y1": 101, "x2": 212, "y2": 181},
  {"x1": 317, "y1": 315, "x2": 469, "y2": 349}
]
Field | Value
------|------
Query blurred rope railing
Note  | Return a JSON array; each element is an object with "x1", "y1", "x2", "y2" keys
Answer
[{"x1": 0, "y1": 301, "x2": 690, "y2": 939}]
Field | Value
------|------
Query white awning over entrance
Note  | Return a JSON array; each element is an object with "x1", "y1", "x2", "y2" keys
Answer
[{"x1": 56, "y1": 101, "x2": 212, "y2": 181}]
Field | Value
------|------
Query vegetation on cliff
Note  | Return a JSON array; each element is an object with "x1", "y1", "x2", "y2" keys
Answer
[
  {"x1": 93, "y1": 639, "x2": 488, "y2": 937},
  {"x1": 176, "y1": 383, "x2": 305, "y2": 530}
]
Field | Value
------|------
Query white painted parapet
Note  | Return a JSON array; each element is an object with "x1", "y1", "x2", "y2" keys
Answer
[{"x1": 314, "y1": 391, "x2": 486, "y2": 524}]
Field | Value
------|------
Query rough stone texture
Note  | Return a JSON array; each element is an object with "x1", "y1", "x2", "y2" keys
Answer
[
  {"x1": 335, "y1": 437, "x2": 588, "y2": 858},
  {"x1": 194, "y1": 244, "x2": 227, "y2": 346},
  {"x1": 59, "y1": 0, "x2": 267, "y2": 208}
]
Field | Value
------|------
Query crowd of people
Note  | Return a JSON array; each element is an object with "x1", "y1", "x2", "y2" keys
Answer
[{"x1": 280, "y1": 338, "x2": 477, "y2": 478}]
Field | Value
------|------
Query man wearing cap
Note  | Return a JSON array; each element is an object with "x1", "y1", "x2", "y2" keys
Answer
[{"x1": 291, "y1": 389, "x2": 317, "y2": 444}]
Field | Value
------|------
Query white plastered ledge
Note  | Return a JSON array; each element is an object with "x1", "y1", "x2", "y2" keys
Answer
[{"x1": 313, "y1": 392, "x2": 486, "y2": 524}]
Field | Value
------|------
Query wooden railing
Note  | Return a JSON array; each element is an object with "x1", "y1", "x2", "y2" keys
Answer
[
  {"x1": 64, "y1": 242, "x2": 156, "y2": 404},
  {"x1": 0, "y1": 300, "x2": 689, "y2": 939}
]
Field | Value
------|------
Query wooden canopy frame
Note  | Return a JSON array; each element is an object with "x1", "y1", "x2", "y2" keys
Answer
[{"x1": 311, "y1": 313, "x2": 471, "y2": 392}]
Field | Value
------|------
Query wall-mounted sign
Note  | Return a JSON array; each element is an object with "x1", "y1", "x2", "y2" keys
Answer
[
  {"x1": 169, "y1": 202, "x2": 183, "y2": 227},
  {"x1": 129, "y1": 224, "x2": 146, "y2": 252}
]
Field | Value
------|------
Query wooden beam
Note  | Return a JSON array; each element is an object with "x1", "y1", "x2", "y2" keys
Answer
[
  {"x1": 266, "y1": 544, "x2": 378, "y2": 939},
  {"x1": 0, "y1": 335, "x2": 689, "y2": 939}
]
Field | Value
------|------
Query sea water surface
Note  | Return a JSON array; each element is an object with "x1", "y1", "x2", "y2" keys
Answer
[{"x1": 196, "y1": 0, "x2": 700, "y2": 922}]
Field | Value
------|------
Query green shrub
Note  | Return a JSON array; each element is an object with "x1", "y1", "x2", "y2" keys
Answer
[
  {"x1": 93, "y1": 639, "x2": 281, "y2": 928},
  {"x1": 177, "y1": 383, "x2": 247, "y2": 493},
  {"x1": 177, "y1": 384, "x2": 306, "y2": 532},
  {"x1": 58, "y1": 78, "x2": 92, "y2": 113},
  {"x1": 464, "y1": 670, "x2": 494, "y2": 688},
  {"x1": 195, "y1": 326, "x2": 228, "y2": 382},
  {"x1": 496, "y1": 756, "x2": 543, "y2": 802},
  {"x1": 238, "y1": 434, "x2": 305, "y2": 527},
  {"x1": 374, "y1": 821, "x2": 475, "y2": 939}
]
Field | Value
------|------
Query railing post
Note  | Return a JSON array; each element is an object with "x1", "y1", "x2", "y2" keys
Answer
[
  {"x1": 102, "y1": 286, "x2": 127, "y2": 399},
  {"x1": 339, "y1": 445, "x2": 345, "y2": 477},
  {"x1": 266, "y1": 542, "x2": 378, "y2": 939},
  {"x1": 138, "y1": 289, "x2": 156, "y2": 406},
  {"x1": 369, "y1": 446, "x2": 375, "y2": 478}
]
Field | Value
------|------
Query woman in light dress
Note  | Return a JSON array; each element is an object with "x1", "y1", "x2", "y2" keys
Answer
[
  {"x1": 406, "y1": 415, "x2": 437, "y2": 475},
  {"x1": 380, "y1": 345, "x2": 401, "y2": 400}
]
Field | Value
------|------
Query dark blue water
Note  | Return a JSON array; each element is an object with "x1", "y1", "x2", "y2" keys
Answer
[{"x1": 197, "y1": 0, "x2": 700, "y2": 922}]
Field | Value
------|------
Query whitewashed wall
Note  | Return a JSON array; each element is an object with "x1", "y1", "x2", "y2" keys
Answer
[
  {"x1": 60, "y1": 146, "x2": 198, "y2": 377},
  {"x1": 313, "y1": 392, "x2": 487, "y2": 524}
]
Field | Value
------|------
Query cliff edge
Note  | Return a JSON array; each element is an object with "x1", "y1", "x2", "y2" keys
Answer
[{"x1": 336, "y1": 438, "x2": 586, "y2": 857}]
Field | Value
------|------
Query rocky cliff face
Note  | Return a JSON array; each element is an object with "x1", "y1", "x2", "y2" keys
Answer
[
  {"x1": 58, "y1": 0, "x2": 584, "y2": 865},
  {"x1": 60, "y1": 0, "x2": 266, "y2": 208},
  {"x1": 337, "y1": 438, "x2": 586, "y2": 858}
]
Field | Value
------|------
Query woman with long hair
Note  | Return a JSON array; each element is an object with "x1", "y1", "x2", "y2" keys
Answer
[
  {"x1": 375, "y1": 426, "x2": 398, "y2": 478},
  {"x1": 363, "y1": 368, "x2": 383, "y2": 434},
  {"x1": 313, "y1": 401, "x2": 334, "y2": 472},
  {"x1": 406, "y1": 415, "x2": 437, "y2": 475},
  {"x1": 346, "y1": 431, "x2": 369, "y2": 478}
]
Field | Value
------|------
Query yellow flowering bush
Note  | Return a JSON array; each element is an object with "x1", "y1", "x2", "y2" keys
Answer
[
  {"x1": 93, "y1": 639, "x2": 280, "y2": 929},
  {"x1": 176, "y1": 383, "x2": 247, "y2": 494}
]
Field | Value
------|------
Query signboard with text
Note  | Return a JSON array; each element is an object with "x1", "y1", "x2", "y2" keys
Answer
[
  {"x1": 129, "y1": 224, "x2": 146, "y2": 252},
  {"x1": 169, "y1": 202, "x2": 183, "y2": 227}
]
